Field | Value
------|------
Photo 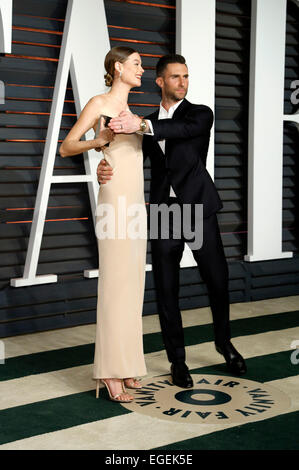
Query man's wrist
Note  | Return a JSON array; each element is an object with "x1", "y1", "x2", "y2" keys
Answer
[{"x1": 139, "y1": 118, "x2": 149, "y2": 133}]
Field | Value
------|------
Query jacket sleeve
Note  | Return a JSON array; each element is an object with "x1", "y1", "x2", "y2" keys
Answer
[{"x1": 150, "y1": 106, "x2": 214, "y2": 141}]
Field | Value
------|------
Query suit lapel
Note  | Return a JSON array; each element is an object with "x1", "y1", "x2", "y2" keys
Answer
[
  {"x1": 171, "y1": 98, "x2": 191, "y2": 120},
  {"x1": 145, "y1": 108, "x2": 159, "y2": 121}
]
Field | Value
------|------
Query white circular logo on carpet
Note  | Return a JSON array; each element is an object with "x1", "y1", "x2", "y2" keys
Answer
[{"x1": 122, "y1": 374, "x2": 291, "y2": 424}]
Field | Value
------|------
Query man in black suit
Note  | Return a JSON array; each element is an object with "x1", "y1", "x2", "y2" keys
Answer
[{"x1": 97, "y1": 54, "x2": 246, "y2": 387}]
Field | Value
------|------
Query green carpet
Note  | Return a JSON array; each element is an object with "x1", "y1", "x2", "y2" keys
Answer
[
  {"x1": 0, "y1": 349, "x2": 296, "y2": 446},
  {"x1": 0, "y1": 306, "x2": 298, "y2": 450},
  {"x1": 154, "y1": 411, "x2": 299, "y2": 450},
  {"x1": 1, "y1": 310, "x2": 298, "y2": 382}
]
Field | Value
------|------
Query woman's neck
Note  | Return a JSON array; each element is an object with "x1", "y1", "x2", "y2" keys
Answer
[{"x1": 107, "y1": 81, "x2": 131, "y2": 109}]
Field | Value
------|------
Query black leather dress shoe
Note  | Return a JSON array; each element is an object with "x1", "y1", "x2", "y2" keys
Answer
[
  {"x1": 170, "y1": 362, "x2": 194, "y2": 388},
  {"x1": 215, "y1": 341, "x2": 247, "y2": 376}
]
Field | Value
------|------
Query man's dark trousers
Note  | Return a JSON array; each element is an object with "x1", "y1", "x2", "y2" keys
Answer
[{"x1": 151, "y1": 197, "x2": 231, "y2": 365}]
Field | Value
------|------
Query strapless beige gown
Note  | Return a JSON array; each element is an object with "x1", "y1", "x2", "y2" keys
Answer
[{"x1": 93, "y1": 132, "x2": 147, "y2": 379}]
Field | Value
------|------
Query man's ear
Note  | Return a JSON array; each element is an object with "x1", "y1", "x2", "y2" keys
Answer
[{"x1": 155, "y1": 76, "x2": 163, "y2": 89}]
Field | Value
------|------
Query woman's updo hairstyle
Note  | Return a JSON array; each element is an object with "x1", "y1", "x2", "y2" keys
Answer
[{"x1": 104, "y1": 46, "x2": 137, "y2": 87}]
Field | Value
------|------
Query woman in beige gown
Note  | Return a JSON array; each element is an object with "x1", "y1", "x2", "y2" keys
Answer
[{"x1": 59, "y1": 46, "x2": 147, "y2": 402}]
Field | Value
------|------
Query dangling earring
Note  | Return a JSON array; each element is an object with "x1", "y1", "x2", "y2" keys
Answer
[{"x1": 119, "y1": 71, "x2": 122, "y2": 79}]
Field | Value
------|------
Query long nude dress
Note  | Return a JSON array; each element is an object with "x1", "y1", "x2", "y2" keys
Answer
[{"x1": 93, "y1": 130, "x2": 147, "y2": 379}]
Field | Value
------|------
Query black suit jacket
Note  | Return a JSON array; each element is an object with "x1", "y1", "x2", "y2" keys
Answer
[{"x1": 142, "y1": 99, "x2": 223, "y2": 219}]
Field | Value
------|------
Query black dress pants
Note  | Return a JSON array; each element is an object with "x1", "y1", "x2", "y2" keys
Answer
[{"x1": 151, "y1": 198, "x2": 231, "y2": 364}]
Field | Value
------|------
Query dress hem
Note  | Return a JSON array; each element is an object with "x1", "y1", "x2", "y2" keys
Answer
[{"x1": 92, "y1": 373, "x2": 147, "y2": 381}]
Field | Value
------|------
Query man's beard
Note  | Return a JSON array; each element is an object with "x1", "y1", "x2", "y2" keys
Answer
[{"x1": 165, "y1": 89, "x2": 187, "y2": 102}]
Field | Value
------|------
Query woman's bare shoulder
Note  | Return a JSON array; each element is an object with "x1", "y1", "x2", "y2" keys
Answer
[
  {"x1": 87, "y1": 94, "x2": 108, "y2": 107},
  {"x1": 83, "y1": 94, "x2": 110, "y2": 122}
]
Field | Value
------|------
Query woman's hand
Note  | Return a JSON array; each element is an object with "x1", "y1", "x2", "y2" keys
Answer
[{"x1": 94, "y1": 127, "x2": 115, "y2": 150}]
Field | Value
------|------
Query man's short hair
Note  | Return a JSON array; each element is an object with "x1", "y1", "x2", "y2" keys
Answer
[{"x1": 156, "y1": 54, "x2": 187, "y2": 77}]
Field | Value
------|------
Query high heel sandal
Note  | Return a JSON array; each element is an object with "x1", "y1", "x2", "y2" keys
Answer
[
  {"x1": 96, "y1": 379, "x2": 134, "y2": 402},
  {"x1": 124, "y1": 378, "x2": 142, "y2": 389}
]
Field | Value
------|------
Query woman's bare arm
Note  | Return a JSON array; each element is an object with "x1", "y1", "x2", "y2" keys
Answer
[{"x1": 59, "y1": 96, "x2": 114, "y2": 157}]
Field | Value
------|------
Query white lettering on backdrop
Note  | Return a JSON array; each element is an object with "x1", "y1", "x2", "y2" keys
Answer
[{"x1": 0, "y1": 0, "x2": 296, "y2": 286}]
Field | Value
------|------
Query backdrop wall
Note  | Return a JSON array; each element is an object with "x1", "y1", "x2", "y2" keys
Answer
[{"x1": 0, "y1": 0, "x2": 298, "y2": 337}]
